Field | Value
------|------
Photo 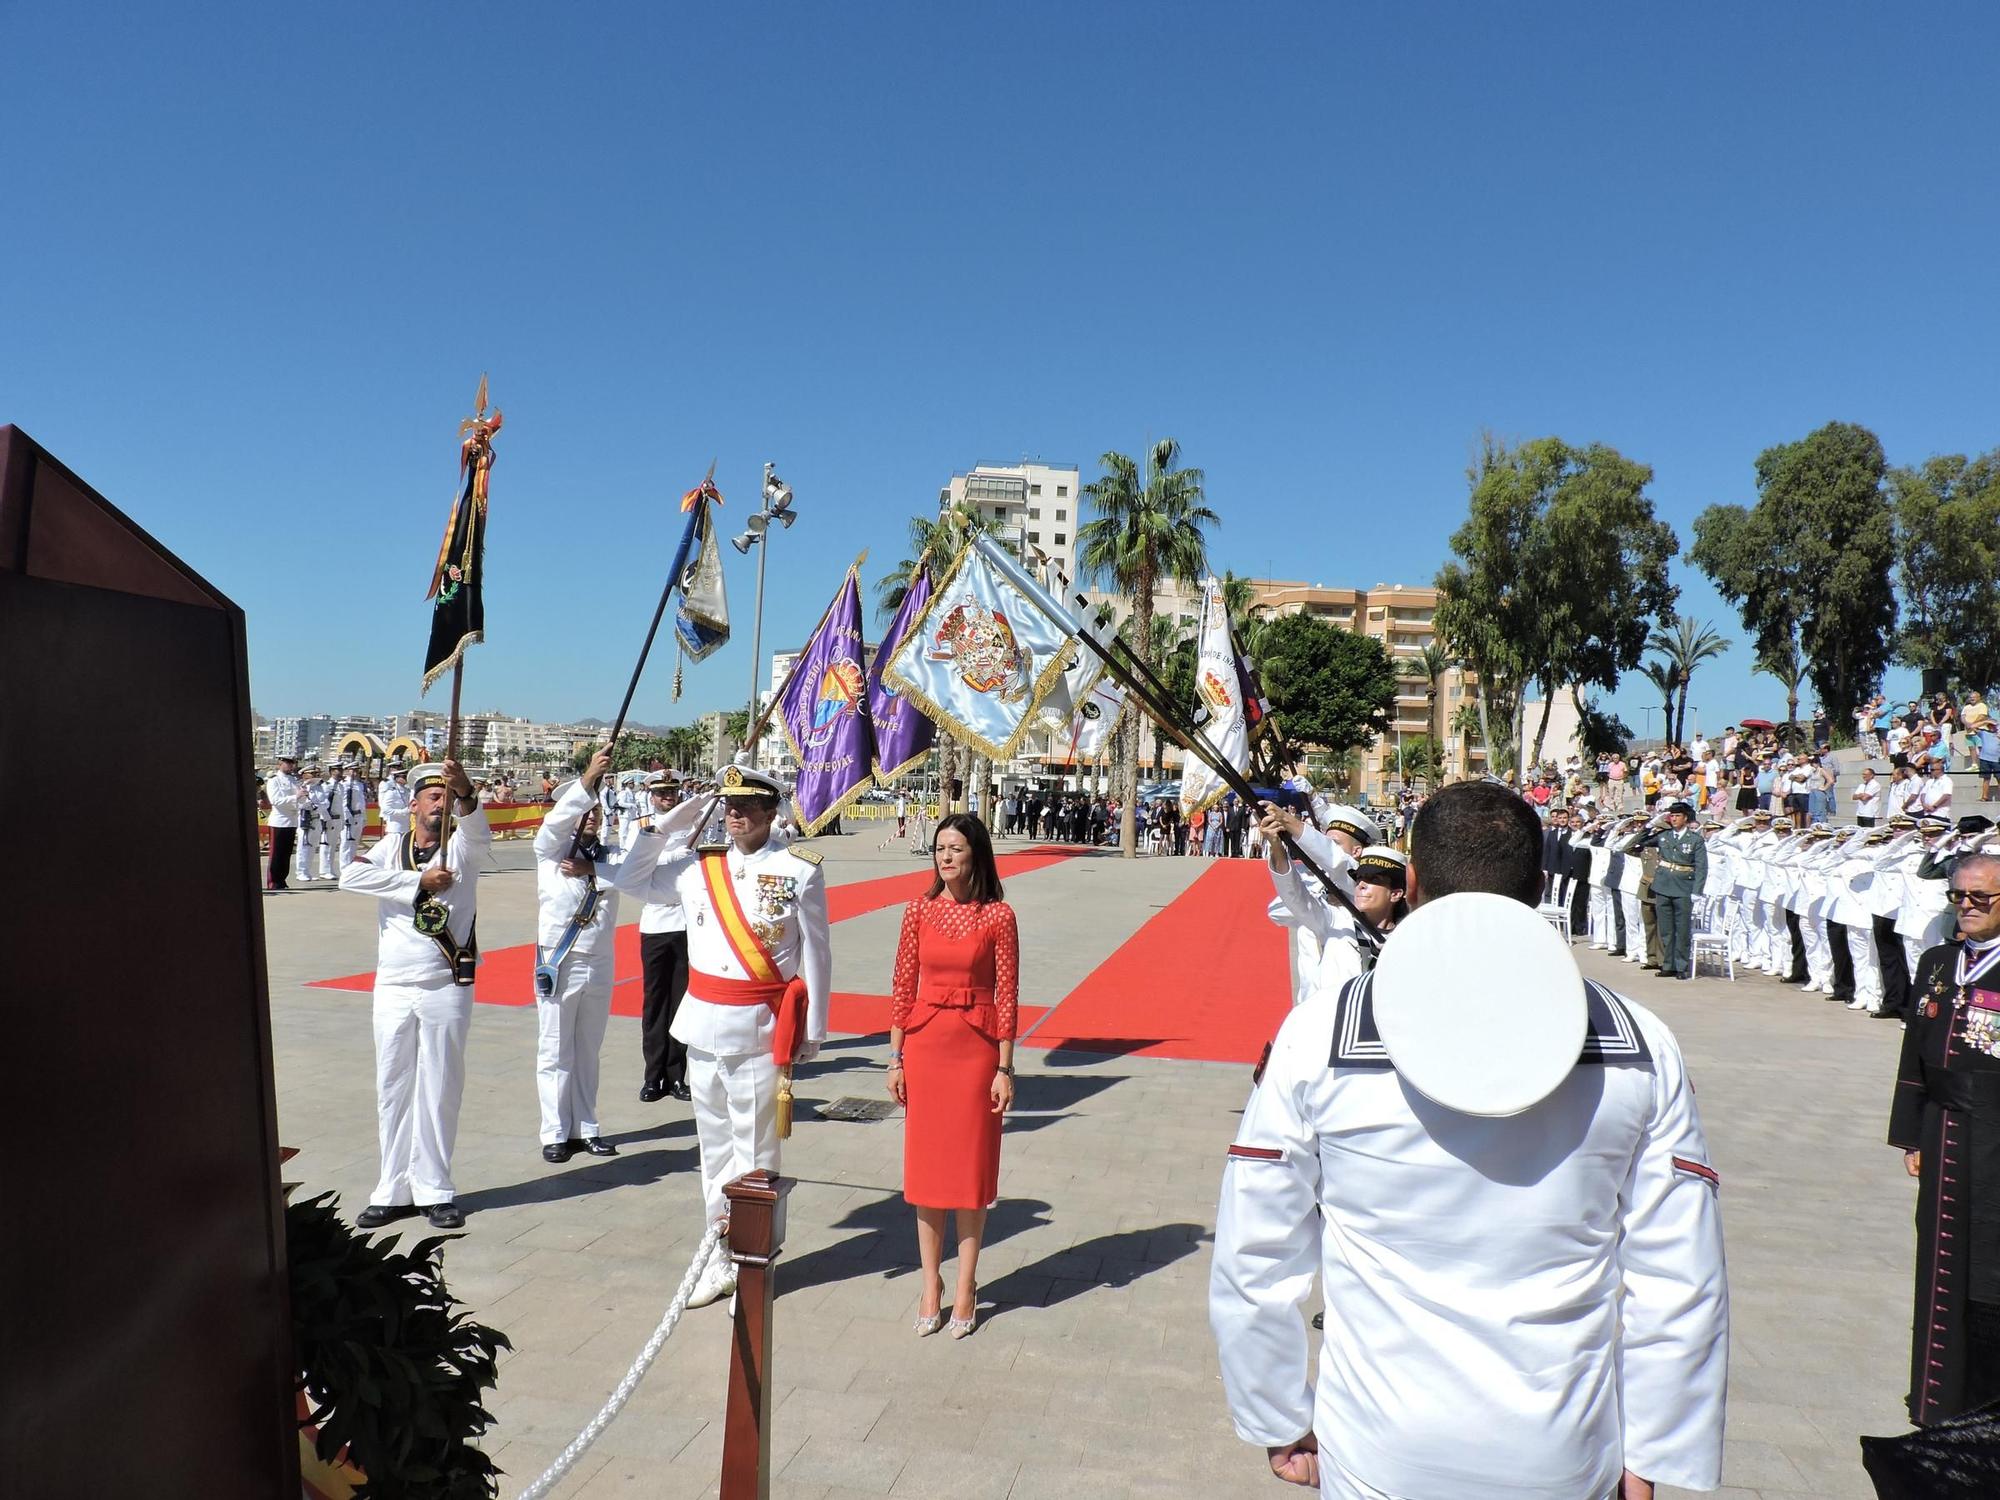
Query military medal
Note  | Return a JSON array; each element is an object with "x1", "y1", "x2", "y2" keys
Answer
[{"x1": 413, "y1": 894, "x2": 450, "y2": 936}]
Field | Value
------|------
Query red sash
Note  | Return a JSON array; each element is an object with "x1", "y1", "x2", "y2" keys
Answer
[{"x1": 696, "y1": 853, "x2": 808, "y2": 1065}]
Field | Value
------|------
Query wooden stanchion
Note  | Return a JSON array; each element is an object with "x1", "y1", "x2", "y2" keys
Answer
[{"x1": 720, "y1": 1170, "x2": 789, "y2": 1500}]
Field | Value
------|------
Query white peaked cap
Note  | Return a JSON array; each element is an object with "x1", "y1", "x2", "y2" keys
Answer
[
  {"x1": 1372, "y1": 892, "x2": 1588, "y2": 1118},
  {"x1": 1321, "y1": 804, "x2": 1383, "y2": 844}
]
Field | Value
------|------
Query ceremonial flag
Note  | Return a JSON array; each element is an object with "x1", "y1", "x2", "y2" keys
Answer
[
  {"x1": 868, "y1": 566, "x2": 935, "y2": 782},
  {"x1": 422, "y1": 378, "x2": 501, "y2": 694},
  {"x1": 776, "y1": 564, "x2": 876, "y2": 835},
  {"x1": 1232, "y1": 623, "x2": 1274, "y2": 741},
  {"x1": 1179, "y1": 576, "x2": 1250, "y2": 815},
  {"x1": 882, "y1": 532, "x2": 1080, "y2": 761},
  {"x1": 1066, "y1": 671, "x2": 1126, "y2": 764},
  {"x1": 673, "y1": 474, "x2": 731, "y2": 663}
]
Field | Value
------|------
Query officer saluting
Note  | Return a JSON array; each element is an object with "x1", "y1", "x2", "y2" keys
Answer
[
  {"x1": 1646, "y1": 800, "x2": 1708, "y2": 980},
  {"x1": 339, "y1": 760, "x2": 489, "y2": 1231},
  {"x1": 634, "y1": 764, "x2": 831, "y2": 1308}
]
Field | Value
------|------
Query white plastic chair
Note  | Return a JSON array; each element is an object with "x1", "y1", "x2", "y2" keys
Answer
[
  {"x1": 1537, "y1": 902, "x2": 1573, "y2": 944},
  {"x1": 1689, "y1": 897, "x2": 1734, "y2": 981}
]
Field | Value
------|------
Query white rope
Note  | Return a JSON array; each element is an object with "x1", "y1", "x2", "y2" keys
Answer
[{"x1": 513, "y1": 1222, "x2": 727, "y2": 1500}]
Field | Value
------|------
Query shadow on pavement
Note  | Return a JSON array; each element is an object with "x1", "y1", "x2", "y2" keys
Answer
[
  {"x1": 778, "y1": 1191, "x2": 1055, "y2": 1297},
  {"x1": 1010, "y1": 1072, "x2": 1128, "y2": 1111},
  {"x1": 981, "y1": 1222, "x2": 1208, "y2": 1323},
  {"x1": 1040, "y1": 1039, "x2": 1172, "y2": 1063},
  {"x1": 454, "y1": 1144, "x2": 699, "y2": 1216}
]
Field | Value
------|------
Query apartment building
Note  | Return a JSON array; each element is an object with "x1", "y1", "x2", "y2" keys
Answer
[{"x1": 939, "y1": 461, "x2": 1083, "y2": 583}]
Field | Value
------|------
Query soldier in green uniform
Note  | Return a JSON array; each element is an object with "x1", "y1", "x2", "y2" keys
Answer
[{"x1": 1648, "y1": 800, "x2": 1709, "y2": 979}]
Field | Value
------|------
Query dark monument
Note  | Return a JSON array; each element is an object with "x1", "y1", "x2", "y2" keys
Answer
[{"x1": 0, "y1": 427, "x2": 297, "y2": 1495}]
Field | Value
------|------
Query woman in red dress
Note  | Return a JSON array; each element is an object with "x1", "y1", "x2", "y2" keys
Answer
[{"x1": 887, "y1": 812, "x2": 1017, "y2": 1338}]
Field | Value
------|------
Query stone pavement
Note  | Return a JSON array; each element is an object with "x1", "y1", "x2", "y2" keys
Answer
[{"x1": 264, "y1": 828, "x2": 1916, "y2": 1499}]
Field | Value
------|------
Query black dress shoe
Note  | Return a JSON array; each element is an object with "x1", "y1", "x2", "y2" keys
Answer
[
  {"x1": 423, "y1": 1201, "x2": 465, "y2": 1229},
  {"x1": 543, "y1": 1142, "x2": 574, "y2": 1163},
  {"x1": 639, "y1": 1081, "x2": 669, "y2": 1103},
  {"x1": 669, "y1": 1082, "x2": 692, "y2": 1101},
  {"x1": 581, "y1": 1136, "x2": 617, "y2": 1157},
  {"x1": 355, "y1": 1203, "x2": 415, "y2": 1230}
]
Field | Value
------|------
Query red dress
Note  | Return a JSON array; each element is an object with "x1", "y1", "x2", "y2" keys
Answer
[{"x1": 890, "y1": 896, "x2": 1019, "y2": 1209}]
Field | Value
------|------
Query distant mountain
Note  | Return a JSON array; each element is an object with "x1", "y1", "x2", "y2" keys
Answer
[{"x1": 574, "y1": 716, "x2": 674, "y2": 737}]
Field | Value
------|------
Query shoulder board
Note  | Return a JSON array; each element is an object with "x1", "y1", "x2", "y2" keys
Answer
[{"x1": 790, "y1": 846, "x2": 823, "y2": 866}]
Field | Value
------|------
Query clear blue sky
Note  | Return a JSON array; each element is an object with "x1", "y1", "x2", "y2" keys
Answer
[{"x1": 7, "y1": 4, "x2": 1995, "y2": 740}]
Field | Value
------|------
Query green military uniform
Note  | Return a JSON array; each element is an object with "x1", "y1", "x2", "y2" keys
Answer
[
  {"x1": 1650, "y1": 824, "x2": 1709, "y2": 979},
  {"x1": 1638, "y1": 840, "x2": 1663, "y2": 967}
]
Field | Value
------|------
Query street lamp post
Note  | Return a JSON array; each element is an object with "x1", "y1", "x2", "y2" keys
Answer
[
  {"x1": 1641, "y1": 705, "x2": 1654, "y2": 745},
  {"x1": 733, "y1": 462, "x2": 797, "y2": 768}
]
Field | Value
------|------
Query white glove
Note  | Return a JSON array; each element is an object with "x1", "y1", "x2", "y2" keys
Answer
[{"x1": 792, "y1": 1039, "x2": 821, "y2": 1065}]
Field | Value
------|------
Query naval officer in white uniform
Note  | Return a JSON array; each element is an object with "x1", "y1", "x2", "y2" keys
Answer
[
  {"x1": 1210, "y1": 780, "x2": 1727, "y2": 1499},
  {"x1": 379, "y1": 765, "x2": 414, "y2": 845},
  {"x1": 530, "y1": 750, "x2": 676, "y2": 1162},
  {"x1": 339, "y1": 760, "x2": 490, "y2": 1231},
  {"x1": 1261, "y1": 800, "x2": 1380, "y2": 1006},
  {"x1": 635, "y1": 763, "x2": 831, "y2": 1307}
]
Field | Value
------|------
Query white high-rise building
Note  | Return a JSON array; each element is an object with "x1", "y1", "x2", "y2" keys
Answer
[{"x1": 939, "y1": 461, "x2": 1083, "y2": 585}]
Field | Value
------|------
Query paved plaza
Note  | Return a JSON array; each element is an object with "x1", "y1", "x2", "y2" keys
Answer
[{"x1": 266, "y1": 826, "x2": 1916, "y2": 1499}]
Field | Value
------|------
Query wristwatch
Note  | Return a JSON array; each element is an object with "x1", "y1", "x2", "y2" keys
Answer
[{"x1": 995, "y1": 1065, "x2": 1015, "y2": 1077}]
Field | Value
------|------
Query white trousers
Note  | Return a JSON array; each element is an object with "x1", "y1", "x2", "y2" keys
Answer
[
  {"x1": 1765, "y1": 903, "x2": 1792, "y2": 971},
  {"x1": 1848, "y1": 924, "x2": 1883, "y2": 1009},
  {"x1": 688, "y1": 1045, "x2": 780, "y2": 1224},
  {"x1": 1620, "y1": 889, "x2": 1645, "y2": 958},
  {"x1": 1589, "y1": 886, "x2": 1614, "y2": 947},
  {"x1": 371, "y1": 978, "x2": 474, "y2": 1206},
  {"x1": 1801, "y1": 913, "x2": 1832, "y2": 987},
  {"x1": 536, "y1": 952, "x2": 612, "y2": 1144},
  {"x1": 338, "y1": 816, "x2": 362, "y2": 868},
  {"x1": 293, "y1": 817, "x2": 318, "y2": 880},
  {"x1": 1317, "y1": 1453, "x2": 1619, "y2": 1500},
  {"x1": 1904, "y1": 934, "x2": 1927, "y2": 977}
]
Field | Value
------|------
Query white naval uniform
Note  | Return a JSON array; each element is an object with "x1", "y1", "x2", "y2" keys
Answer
[
  {"x1": 379, "y1": 779, "x2": 413, "y2": 845},
  {"x1": 266, "y1": 772, "x2": 301, "y2": 884},
  {"x1": 530, "y1": 781, "x2": 672, "y2": 1146},
  {"x1": 1266, "y1": 825, "x2": 1366, "y2": 1007},
  {"x1": 297, "y1": 781, "x2": 329, "y2": 880},
  {"x1": 339, "y1": 805, "x2": 492, "y2": 1207},
  {"x1": 1211, "y1": 974, "x2": 1728, "y2": 1499},
  {"x1": 332, "y1": 775, "x2": 369, "y2": 866},
  {"x1": 634, "y1": 829, "x2": 832, "y2": 1222},
  {"x1": 1586, "y1": 840, "x2": 1616, "y2": 948},
  {"x1": 1614, "y1": 829, "x2": 1647, "y2": 961}
]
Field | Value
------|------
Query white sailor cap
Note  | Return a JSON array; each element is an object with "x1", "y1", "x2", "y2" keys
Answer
[
  {"x1": 716, "y1": 763, "x2": 784, "y2": 799},
  {"x1": 408, "y1": 764, "x2": 452, "y2": 792},
  {"x1": 1353, "y1": 845, "x2": 1409, "y2": 886},
  {"x1": 646, "y1": 771, "x2": 678, "y2": 791},
  {"x1": 1321, "y1": 804, "x2": 1382, "y2": 844},
  {"x1": 1372, "y1": 892, "x2": 1587, "y2": 1118}
]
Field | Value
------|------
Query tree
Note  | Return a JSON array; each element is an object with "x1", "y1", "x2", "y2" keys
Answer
[
  {"x1": 1077, "y1": 438, "x2": 1216, "y2": 855},
  {"x1": 873, "y1": 500, "x2": 1003, "y2": 620},
  {"x1": 1756, "y1": 639, "x2": 1807, "y2": 729},
  {"x1": 1397, "y1": 734, "x2": 1444, "y2": 787},
  {"x1": 1573, "y1": 700, "x2": 1634, "y2": 760},
  {"x1": 1257, "y1": 612, "x2": 1397, "y2": 758},
  {"x1": 1646, "y1": 618, "x2": 1732, "y2": 744},
  {"x1": 1890, "y1": 450, "x2": 2000, "y2": 694},
  {"x1": 1689, "y1": 420, "x2": 1897, "y2": 723},
  {"x1": 1637, "y1": 661, "x2": 1677, "y2": 744},
  {"x1": 1411, "y1": 641, "x2": 1452, "y2": 752},
  {"x1": 1436, "y1": 434, "x2": 1678, "y2": 773}
]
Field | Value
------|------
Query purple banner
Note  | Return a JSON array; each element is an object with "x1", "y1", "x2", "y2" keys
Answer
[
  {"x1": 868, "y1": 567, "x2": 935, "y2": 782},
  {"x1": 776, "y1": 569, "x2": 877, "y2": 836}
]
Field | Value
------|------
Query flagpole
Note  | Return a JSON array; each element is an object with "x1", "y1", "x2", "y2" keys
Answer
[
  {"x1": 604, "y1": 490, "x2": 709, "y2": 751},
  {"x1": 1019, "y1": 573, "x2": 1379, "y2": 941}
]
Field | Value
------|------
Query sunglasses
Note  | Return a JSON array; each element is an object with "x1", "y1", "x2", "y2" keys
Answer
[{"x1": 1946, "y1": 889, "x2": 2000, "y2": 909}]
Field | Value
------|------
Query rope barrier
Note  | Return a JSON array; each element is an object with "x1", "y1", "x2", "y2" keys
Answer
[{"x1": 512, "y1": 1222, "x2": 727, "y2": 1500}]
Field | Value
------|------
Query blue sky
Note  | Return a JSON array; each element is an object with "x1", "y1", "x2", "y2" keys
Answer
[{"x1": 6, "y1": 3, "x2": 1995, "y2": 739}]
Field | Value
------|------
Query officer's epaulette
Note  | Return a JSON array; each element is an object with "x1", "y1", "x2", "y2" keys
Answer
[
  {"x1": 696, "y1": 840, "x2": 727, "y2": 854},
  {"x1": 791, "y1": 846, "x2": 823, "y2": 866}
]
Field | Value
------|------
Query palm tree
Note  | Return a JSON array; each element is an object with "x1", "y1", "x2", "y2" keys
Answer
[
  {"x1": 1757, "y1": 640, "x2": 1806, "y2": 730},
  {"x1": 1637, "y1": 661, "x2": 1677, "y2": 746},
  {"x1": 1413, "y1": 641, "x2": 1451, "y2": 755},
  {"x1": 1077, "y1": 439, "x2": 1217, "y2": 856},
  {"x1": 1646, "y1": 618, "x2": 1732, "y2": 744},
  {"x1": 873, "y1": 500, "x2": 999, "y2": 620},
  {"x1": 1220, "y1": 569, "x2": 1257, "y2": 628}
]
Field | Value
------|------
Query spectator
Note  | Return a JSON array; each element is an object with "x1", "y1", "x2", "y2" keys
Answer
[
  {"x1": 1853, "y1": 766, "x2": 1882, "y2": 826},
  {"x1": 1920, "y1": 756, "x2": 1955, "y2": 820},
  {"x1": 1977, "y1": 720, "x2": 2000, "y2": 803}
]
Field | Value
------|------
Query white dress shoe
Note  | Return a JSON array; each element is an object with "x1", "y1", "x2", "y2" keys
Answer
[{"x1": 686, "y1": 1259, "x2": 738, "y2": 1309}]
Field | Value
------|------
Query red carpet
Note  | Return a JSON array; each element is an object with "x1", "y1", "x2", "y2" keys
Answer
[
  {"x1": 1018, "y1": 860, "x2": 1290, "y2": 1064},
  {"x1": 306, "y1": 848, "x2": 1290, "y2": 1064},
  {"x1": 307, "y1": 848, "x2": 1083, "y2": 1016}
]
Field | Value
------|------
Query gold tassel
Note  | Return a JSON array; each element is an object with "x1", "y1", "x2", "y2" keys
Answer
[{"x1": 776, "y1": 1070, "x2": 794, "y2": 1139}]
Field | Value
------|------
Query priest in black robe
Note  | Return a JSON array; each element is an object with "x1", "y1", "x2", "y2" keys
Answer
[{"x1": 1888, "y1": 849, "x2": 2000, "y2": 1424}]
